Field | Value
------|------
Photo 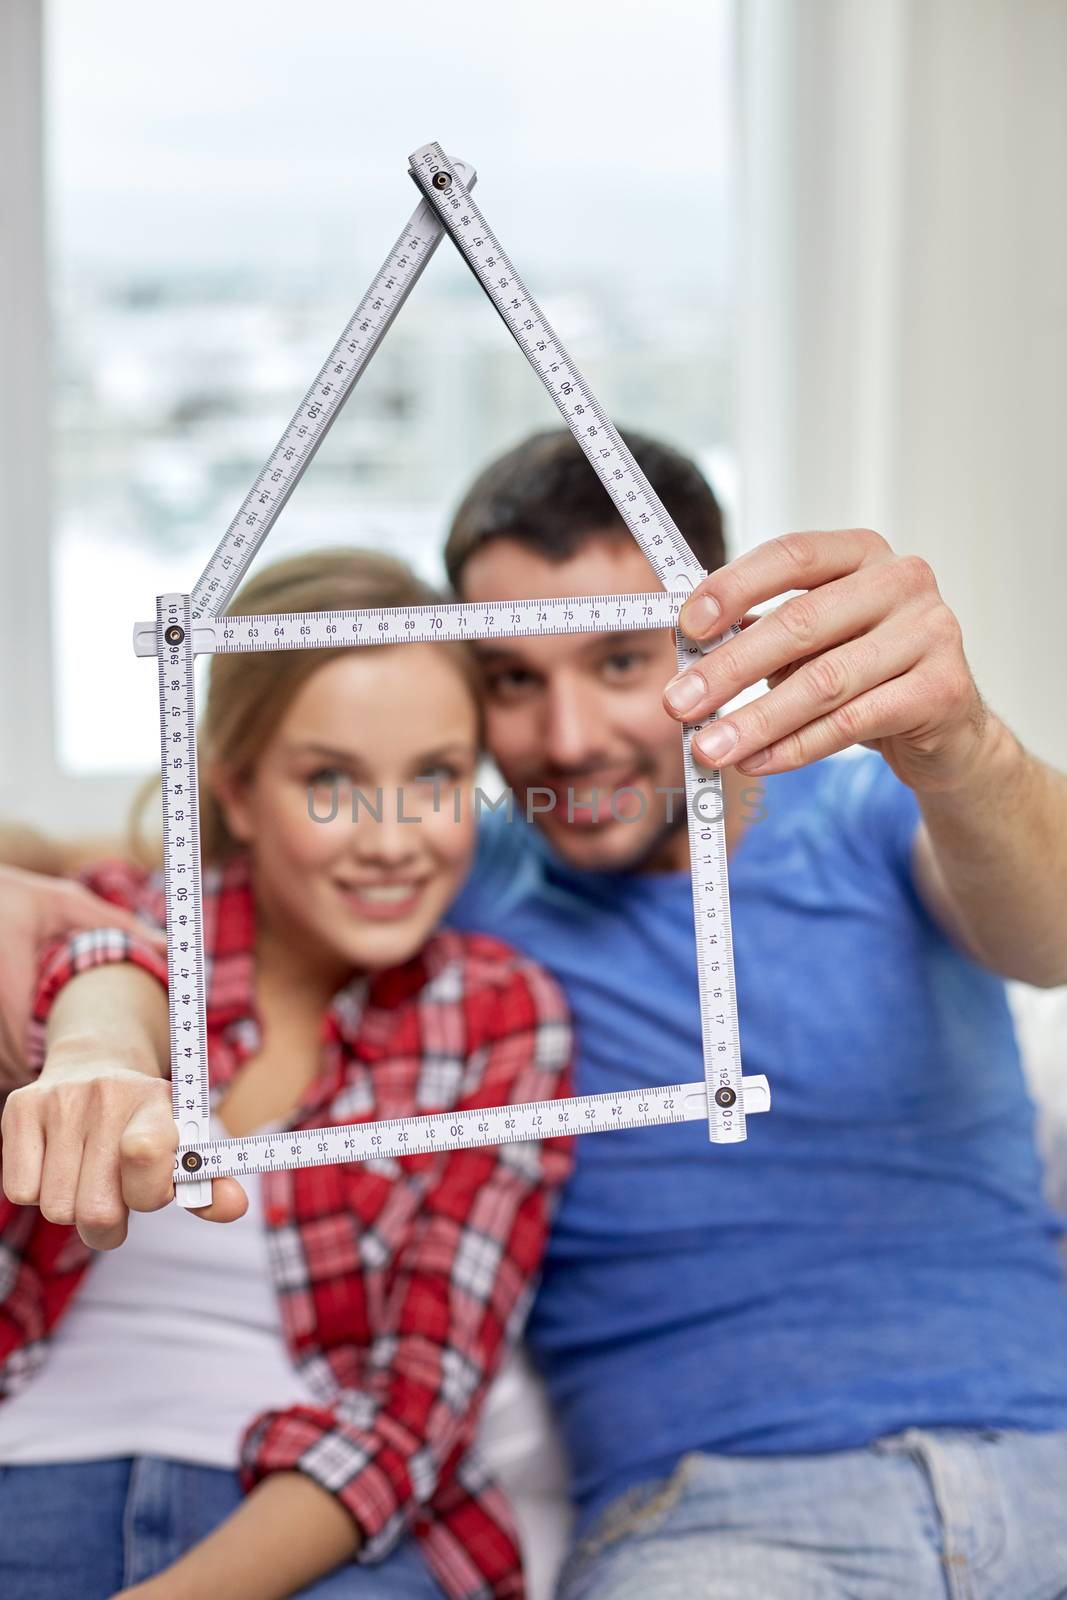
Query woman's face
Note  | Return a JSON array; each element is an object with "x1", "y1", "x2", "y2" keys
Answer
[{"x1": 214, "y1": 643, "x2": 479, "y2": 991}]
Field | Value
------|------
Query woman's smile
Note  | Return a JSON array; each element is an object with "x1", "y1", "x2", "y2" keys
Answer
[{"x1": 332, "y1": 876, "x2": 428, "y2": 921}]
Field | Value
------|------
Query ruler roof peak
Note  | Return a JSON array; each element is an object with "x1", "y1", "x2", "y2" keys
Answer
[{"x1": 134, "y1": 141, "x2": 755, "y2": 1207}]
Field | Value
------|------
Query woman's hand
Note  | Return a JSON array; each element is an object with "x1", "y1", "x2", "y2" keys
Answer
[
  {"x1": 2, "y1": 1043, "x2": 247, "y2": 1254},
  {"x1": 1, "y1": 1043, "x2": 248, "y2": 1248},
  {"x1": 0, "y1": 862, "x2": 167, "y2": 1091},
  {"x1": 2, "y1": 1044, "x2": 178, "y2": 1249}
]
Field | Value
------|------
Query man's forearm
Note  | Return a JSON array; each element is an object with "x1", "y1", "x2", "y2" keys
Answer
[
  {"x1": 916, "y1": 715, "x2": 1067, "y2": 987},
  {"x1": 124, "y1": 1471, "x2": 362, "y2": 1600}
]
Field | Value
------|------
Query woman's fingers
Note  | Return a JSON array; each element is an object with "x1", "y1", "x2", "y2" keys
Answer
[
  {"x1": 117, "y1": 1092, "x2": 179, "y2": 1215},
  {"x1": 37, "y1": 1091, "x2": 90, "y2": 1225},
  {"x1": 74, "y1": 1144, "x2": 131, "y2": 1252},
  {"x1": 70, "y1": 1091, "x2": 178, "y2": 1252},
  {"x1": 2, "y1": 1061, "x2": 250, "y2": 1244},
  {"x1": 187, "y1": 1177, "x2": 250, "y2": 1224},
  {"x1": 0, "y1": 1089, "x2": 45, "y2": 1202}
]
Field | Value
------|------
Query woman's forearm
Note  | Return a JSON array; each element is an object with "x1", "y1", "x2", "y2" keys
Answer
[
  {"x1": 44, "y1": 962, "x2": 170, "y2": 1081},
  {"x1": 123, "y1": 1471, "x2": 361, "y2": 1600}
]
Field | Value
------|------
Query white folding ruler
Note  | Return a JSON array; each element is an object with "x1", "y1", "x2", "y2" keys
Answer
[{"x1": 133, "y1": 142, "x2": 768, "y2": 1208}]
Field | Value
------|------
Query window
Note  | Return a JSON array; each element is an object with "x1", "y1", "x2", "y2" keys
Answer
[{"x1": 44, "y1": 0, "x2": 735, "y2": 781}]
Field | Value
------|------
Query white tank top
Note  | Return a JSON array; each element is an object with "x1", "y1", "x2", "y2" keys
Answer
[{"x1": 0, "y1": 1119, "x2": 321, "y2": 1468}]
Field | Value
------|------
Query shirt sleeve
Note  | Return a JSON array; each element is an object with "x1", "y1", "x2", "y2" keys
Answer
[
  {"x1": 236, "y1": 954, "x2": 574, "y2": 1566},
  {"x1": 0, "y1": 1159, "x2": 94, "y2": 1400},
  {"x1": 2, "y1": 861, "x2": 168, "y2": 1391},
  {"x1": 23, "y1": 860, "x2": 170, "y2": 1078}
]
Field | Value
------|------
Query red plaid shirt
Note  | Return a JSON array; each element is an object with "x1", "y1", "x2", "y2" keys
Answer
[{"x1": 0, "y1": 851, "x2": 574, "y2": 1599}]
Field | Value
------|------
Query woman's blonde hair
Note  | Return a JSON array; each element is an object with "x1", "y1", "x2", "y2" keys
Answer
[{"x1": 127, "y1": 547, "x2": 484, "y2": 871}]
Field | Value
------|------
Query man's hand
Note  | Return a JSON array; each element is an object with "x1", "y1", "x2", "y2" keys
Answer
[
  {"x1": 0, "y1": 863, "x2": 167, "y2": 1091},
  {"x1": 663, "y1": 529, "x2": 989, "y2": 794},
  {"x1": 1, "y1": 1045, "x2": 249, "y2": 1248}
]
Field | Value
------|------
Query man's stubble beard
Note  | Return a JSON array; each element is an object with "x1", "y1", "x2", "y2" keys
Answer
[{"x1": 542, "y1": 794, "x2": 691, "y2": 877}]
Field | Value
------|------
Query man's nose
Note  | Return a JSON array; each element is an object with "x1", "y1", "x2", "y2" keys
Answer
[{"x1": 542, "y1": 675, "x2": 604, "y2": 769}]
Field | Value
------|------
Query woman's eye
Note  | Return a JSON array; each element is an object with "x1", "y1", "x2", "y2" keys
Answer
[
  {"x1": 307, "y1": 766, "x2": 349, "y2": 786},
  {"x1": 415, "y1": 763, "x2": 462, "y2": 783}
]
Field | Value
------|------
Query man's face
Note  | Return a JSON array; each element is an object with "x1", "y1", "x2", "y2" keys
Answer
[{"x1": 459, "y1": 532, "x2": 690, "y2": 872}]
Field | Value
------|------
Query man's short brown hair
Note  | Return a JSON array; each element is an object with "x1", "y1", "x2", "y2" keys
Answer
[{"x1": 444, "y1": 427, "x2": 726, "y2": 590}]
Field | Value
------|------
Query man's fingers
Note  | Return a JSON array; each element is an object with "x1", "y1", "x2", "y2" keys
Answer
[
  {"x1": 187, "y1": 1177, "x2": 250, "y2": 1224},
  {"x1": 0, "y1": 1091, "x2": 45, "y2": 1203},
  {"x1": 678, "y1": 529, "x2": 893, "y2": 643},
  {"x1": 0, "y1": 941, "x2": 38, "y2": 1087},
  {"x1": 117, "y1": 1093, "x2": 178, "y2": 1216},
  {"x1": 50, "y1": 882, "x2": 167, "y2": 946},
  {"x1": 691, "y1": 623, "x2": 920, "y2": 773},
  {"x1": 715, "y1": 675, "x2": 920, "y2": 776},
  {"x1": 667, "y1": 563, "x2": 903, "y2": 725}
]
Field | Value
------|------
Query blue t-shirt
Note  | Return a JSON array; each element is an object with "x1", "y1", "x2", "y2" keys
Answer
[{"x1": 446, "y1": 752, "x2": 1067, "y2": 1524}]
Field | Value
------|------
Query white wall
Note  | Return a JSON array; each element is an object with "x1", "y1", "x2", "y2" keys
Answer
[{"x1": 737, "y1": 0, "x2": 1067, "y2": 769}]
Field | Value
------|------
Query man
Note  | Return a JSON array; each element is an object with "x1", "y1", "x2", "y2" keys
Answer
[
  {"x1": 439, "y1": 429, "x2": 1067, "y2": 1598},
  {"x1": 5, "y1": 427, "x2": 1067, "y2": 1597}
]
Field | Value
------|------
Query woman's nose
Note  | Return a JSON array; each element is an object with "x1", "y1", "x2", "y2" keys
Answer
[{"x1": 348, "y1": 796, "x2": 422, "y2": 865}]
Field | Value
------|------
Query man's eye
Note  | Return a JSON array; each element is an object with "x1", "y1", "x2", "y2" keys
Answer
[
  {"x1": 601, "y1": 651, "x2": 646, "y2": 680},
  {"x1": 486, "y1": 668, "x2": 538, "y2": 700}
]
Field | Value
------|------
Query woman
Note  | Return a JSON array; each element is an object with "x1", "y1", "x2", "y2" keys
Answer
[{"x1": 0, "y1": 549, "x2": 574, "y2": 1600}]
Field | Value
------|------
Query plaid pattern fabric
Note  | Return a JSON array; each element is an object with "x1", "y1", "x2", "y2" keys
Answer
[{"x1": 1, "y1": 851, "x2": 574, "y2": 1599}]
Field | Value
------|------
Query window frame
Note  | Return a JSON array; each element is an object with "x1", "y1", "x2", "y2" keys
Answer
[{"x1": 1, "y1": 2, "x2": 145, "y2": 844}]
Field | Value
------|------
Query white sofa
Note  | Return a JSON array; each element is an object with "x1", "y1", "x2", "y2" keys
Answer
[{"x1": 477, "y1": 980, "x2": 1067, "y2": 1600}]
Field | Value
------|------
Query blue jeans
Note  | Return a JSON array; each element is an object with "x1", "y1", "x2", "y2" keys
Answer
[
  {"x1": 557, "y1": 1427, "x2": 1067, "y2": 1600},
  {"x1": 0, "y1": 1456, "x2": 445, "y2": 1599}
]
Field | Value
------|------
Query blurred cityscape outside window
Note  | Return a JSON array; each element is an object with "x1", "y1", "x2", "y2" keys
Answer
[{"x1": 47, "y1": 0, "x2": 735, "y2": 774}]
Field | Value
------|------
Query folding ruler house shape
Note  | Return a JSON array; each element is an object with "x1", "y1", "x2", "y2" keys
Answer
[{"x1": 132, "y1": 143, "x2": 770, "y2": 1210}]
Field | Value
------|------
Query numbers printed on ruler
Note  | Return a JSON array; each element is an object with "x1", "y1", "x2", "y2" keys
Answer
[
  {"x1": 139, "y1": 142, "x2": 768, "y2": 1204},
  {"x1": 157, "y1": 595, "x2": 212, "y2": 1209},
  {"x1": 175, "y1": 1078, "x2": 771, "y2": 1186},
  {"x1": 135, "y1": 591, "x2": 697, "y2": 657},
  {"x1": 408, "y1": 145, "x2": 706, "y2": 594},
  {"x1": 187, "y1": 161, "x2": 477, "y2": 622}
]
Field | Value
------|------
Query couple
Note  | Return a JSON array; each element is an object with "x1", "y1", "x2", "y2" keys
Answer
[{"x1": 3, "y1": 426, "x2": 1067, "y2": 1600}]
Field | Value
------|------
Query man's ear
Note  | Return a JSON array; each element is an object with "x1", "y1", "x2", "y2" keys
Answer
[{"x1": 209, "y1": 766, "x2": 254, "y2": 844}]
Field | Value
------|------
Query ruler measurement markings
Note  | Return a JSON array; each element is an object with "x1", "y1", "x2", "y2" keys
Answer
[
  {"x1": 131, "y1": 592, "x2": 699, "y2": 657},
  {"x1": 157, "y1": 596, "x2": 213, "y2": 1208},
  {"x1": 409, "y1": 143, "x2": 743, "y2": 1140},
  {"x1": 175, "y1": 1076, "x2": 770, "y2": 1184},
  {"x1": 408, "y1": 146, "x2": 704, "y2": 594},
  {"x1": 190, "y1": 166, "x2": 476, "y2": 621},
  {"x1": 145, "y1": 145, "x2": 759, "y2": 1203}
]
